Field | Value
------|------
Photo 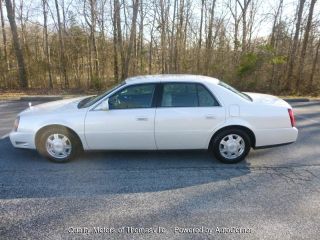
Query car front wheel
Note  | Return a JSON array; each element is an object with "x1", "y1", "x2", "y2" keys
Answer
[
  {"x1": 37, "y1": 127, "x2": 81, "y2": 163},
  {"x1": 212, "y1": 129, "x2": 251, "y2": 164}
]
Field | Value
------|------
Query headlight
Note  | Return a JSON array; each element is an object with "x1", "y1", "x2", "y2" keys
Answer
[{"x1": 13, "y1": 116, "x2": 20, "y2": 131}]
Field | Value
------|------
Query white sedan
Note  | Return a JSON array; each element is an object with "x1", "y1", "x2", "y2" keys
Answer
[{"x1": 10, "y1": 75, "x2": 298, "y2": 163}]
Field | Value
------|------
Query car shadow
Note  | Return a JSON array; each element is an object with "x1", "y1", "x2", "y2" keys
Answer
[{"x1": 0, "y1": 137, "x2": 251, "y2": 199}]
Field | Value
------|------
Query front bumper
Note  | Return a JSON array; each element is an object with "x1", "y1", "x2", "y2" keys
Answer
[{"x1": 9, "y1": 131, "x2": 36, "y2": 149}]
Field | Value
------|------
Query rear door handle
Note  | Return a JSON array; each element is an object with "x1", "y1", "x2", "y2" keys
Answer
[
  {"x1": 206, "y1": 114, "x2": 216, "y2": 119},
  {"x1": 136, "y1": 116, "x2": 149, "y2": 121}
]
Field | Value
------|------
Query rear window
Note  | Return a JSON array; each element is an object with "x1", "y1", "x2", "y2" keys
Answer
[{"x1": 218, "y1": 81, "x2": 252, "y2": 101}]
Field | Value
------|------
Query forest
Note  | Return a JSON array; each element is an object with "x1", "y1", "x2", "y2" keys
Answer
[{"x1": 0, "y1": 0, "x2": 319, "y2": 95}]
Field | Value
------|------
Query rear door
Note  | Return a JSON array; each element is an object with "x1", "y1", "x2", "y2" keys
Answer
[{"x1": 155, "y1": 82, "x2": 225, "y2": 149}]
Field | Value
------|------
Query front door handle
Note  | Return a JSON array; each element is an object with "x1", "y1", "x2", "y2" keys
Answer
[
  {"x1": 206, "y1": 114, "x2": 216, "y2": 119},
  {"x1": 136, "y1": 117, "x2": 148, "y2": 121}
]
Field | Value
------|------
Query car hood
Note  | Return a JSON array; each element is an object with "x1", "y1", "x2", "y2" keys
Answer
[
  {"x1": 19, "y1": 96, "x2": 89, "y2": 116},
  {"x1": 244, "y1": 92, "x2": 291, "y2": 108}
]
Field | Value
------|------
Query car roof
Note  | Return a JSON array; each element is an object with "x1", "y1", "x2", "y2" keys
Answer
[{"x1": 125, "y1": 74, "x2": 220, "y2": 85}]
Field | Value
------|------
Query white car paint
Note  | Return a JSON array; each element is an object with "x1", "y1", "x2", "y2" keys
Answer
[
  {"x1": 85, "y1": 108, "x2": 157, "y2": 150},
  {"x1": 155, "y1": 107, "x2": 225, "y2": 149},
  {"x1": 9, "y1": 75, "x2": 298, "y2": 152}
]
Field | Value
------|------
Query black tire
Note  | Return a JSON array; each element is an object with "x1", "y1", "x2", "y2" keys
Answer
[
  {"x1": 211, "y1": 128, "x2": 251, "y2": 164},
  {"x1": 36, "y1": 127, "x2": 82, "y2": 163}
]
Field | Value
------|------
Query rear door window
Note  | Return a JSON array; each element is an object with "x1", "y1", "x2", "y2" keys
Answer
[{"x1": 160, "y1": 83, "x2": 219, "y2": 107}]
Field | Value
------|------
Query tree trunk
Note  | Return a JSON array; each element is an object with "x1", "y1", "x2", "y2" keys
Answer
[
  {"x1": 170, "y1": 0, "x2": 177, "y2": 72},
  {"x1": 54, "y1": 0, "x2": 68, "y2": 88},
  {"x1": 139, "y1": 0, "x2": 144, "y2": 73},
  {"x1": 241, "y1": 5, "x2": 247, "y2": 53},
  {"x1": 296, "y1": 0, "x2": 317, "y2": 92},
  {"x1": 308, "y1": 38, "x2": 320, "y2": 90},
  {"x1": 236, "y1": 0, "x2": 252, "y2": 54},
  {"x1": 197, "y1": 0, "x2": 205, "y2": 73},
  {"x1": 114, "y1": 0, "x2": 124, "y2": 80},
  {"x1": 174, "y1": 0, "x2": 184, "y2": 73},
  {"x1": 269, "y1": 0, "x2": 283, "y2": 90},
  {"x1": 0, "y1": 0, "x2": 9, "y2": 72},
  {"x1": 90, "y1": 0, "x2": 99, "y2": 82},
  {"x1": 42, "y1": 0, "x2": 53, "y2": 88},
  {"x1": 5, "y1": 0, "x2": 28, "y2": 88},
  {"x1": 159, "y1": 0, "x2": 167, "y2": 73},
  {"x1": 148, "y1": 9, "x2": 156, "y2": 74},
  {"x1": 112, "y1": 0, "x2": 119, "y2": 82},
  {"x1": 227, "y1": 0, "x2": 240, "y2": 63},
  {"x1": 122, "y1": 0, "x2": 139, "y2": 80},
  {"x1": 270, "y1": 0, "x2": 283, "y2": 47},
  {"x1": 205, "y1": 0, "x2": 216, "y2": 74},
  {"x1": 285, "y1": 0, "x2": 305, "y2": 91}
]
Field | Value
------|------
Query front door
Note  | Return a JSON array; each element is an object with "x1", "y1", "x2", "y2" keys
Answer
[{"x1": 85, "y1": 83, "x2": 157, "y2": 150}]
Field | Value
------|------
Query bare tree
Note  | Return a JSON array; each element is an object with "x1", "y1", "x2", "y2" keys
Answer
[
  {"x1": 227, "y1": 0, "x2": 240, "y2": 61},
  {"x1": 205, "y1": 0, "x2": 216, "y2": 74},
  {"x1": 148, "y1": 3, "x2": 156, "y2": 74},
  {"x1": 122, "y1": 0, "x2": 139, "y2": 79},
  {"x1": 270, "y1": 0, "x2": 283, "y2": 47},
  {"x1": 42, "y1": 0, "x2": 53, "y2": 88},
  {"x1": 269, "y1": 0, "x2": 284, "y2": 89},
  {"x1": 5, "y1": 0, "x2": 28, "y2": 88},
  {"x1": 236, "y1": 0, "x2": 252, "y2": 53},
  {"x1": 54, "y1": 0, "x2": 68, "y2": 88},
  {"x1": 84, "y1": 0, "x2": 100, "y2": 86},
  {"x1": 169, "y1": 0, "x2": 177, "y2": 72},
  {"x1": 197, "y1": 0, "x2": 205, "y2": 73},
  {"x1": 285, "y1": 0, "x2": 306, "y2": 91},
  {"x1": 0, "y1": 0, "x2": 10, "y2": 74},
  {"x1": 174, "y1": 0, "x2": 185, "y2": 72},
  {"x1": 114, "y1": 0, "x2": 124, "y2": 81},
  {"x1": 0, "y1": 0, "x2": 319, "y2": 95},
  {"x1": 309, "y1": 37, "x2": 320, "y2": 90},
  {"x1": 138, "y1": 0, "x2": 144, "y2": 72},
  {"x1": 296, "y1": 0, "x2": 317, "y2": 92},
  {"x1": 158, "y1": 0, "x2": 169, "y2": 73},
  {"x1": 112, "y1": 0, "x2": 119, "y2": 82}
]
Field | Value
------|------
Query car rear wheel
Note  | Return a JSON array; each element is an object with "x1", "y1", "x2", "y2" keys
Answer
[
  {"x1": 211, "y1": 129, "x2": 251, "y2": 164},
  {"x1": 37, "y1": 127, "x2": 81, "y2": 163}
]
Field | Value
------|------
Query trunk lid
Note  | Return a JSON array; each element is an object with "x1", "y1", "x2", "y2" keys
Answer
[{"x1": 244, "y1": 92, "x2": 291, "y2": 108}]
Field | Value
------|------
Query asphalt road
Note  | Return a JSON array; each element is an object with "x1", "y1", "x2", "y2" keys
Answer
[{"x1": 0, "y1": 100, "x2": 319, "y2": 240}]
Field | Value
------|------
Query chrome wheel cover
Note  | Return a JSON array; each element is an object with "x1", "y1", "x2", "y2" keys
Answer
[
  {"x1": 46, "y1": 133, "x2": 72, "y2": 159},
  {"x1": 219, "y1": 134, "x2": 245, "y2": 160}
]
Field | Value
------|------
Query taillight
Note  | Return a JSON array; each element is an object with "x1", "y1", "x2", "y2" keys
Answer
[
  {"x1": 13, "y1": 116, "x2": 20, "y2": 131},
  {"x1": 288, "y1": 109, "x2": 296, "y2": 127}
]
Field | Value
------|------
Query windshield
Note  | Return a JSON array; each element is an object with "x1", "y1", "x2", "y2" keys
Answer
[
  {"x1": 218, "y1": 81, "x2": 252, "y2": 101},
  {"x1": 78, "y1": 82, "x2": 126, "y2": 108}
]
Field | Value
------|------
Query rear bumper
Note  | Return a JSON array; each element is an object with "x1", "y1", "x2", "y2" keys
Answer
[
  {"x1": 9, "y1": 131, "x2": 36, "y2": 149},
  {"x1": 254, "y1": 127, "x2": 298, "y2": 148}
]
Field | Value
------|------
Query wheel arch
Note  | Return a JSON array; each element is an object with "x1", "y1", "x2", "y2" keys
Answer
[
  {"x1": 35, "y1": 124, "x2": 84, "y2": 150},
  {"x1": 208, "y1": 125, "x2": 256, "y2": 149}
]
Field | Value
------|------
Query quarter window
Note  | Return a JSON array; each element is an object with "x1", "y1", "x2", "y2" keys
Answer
[
  {"x1": 197, "y1": 84, "x2": 219, "y2": 106},
  {"x1": 108, "y1": 84, "x2": 155, "y2": 109},
  {"x1": 161, "y1": 83, "x2": 219, "y2": 107}
]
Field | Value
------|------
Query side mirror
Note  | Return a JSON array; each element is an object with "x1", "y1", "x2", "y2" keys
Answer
[{"x1": 95, "y1": 99, "x2": 109, "y2": 111}]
